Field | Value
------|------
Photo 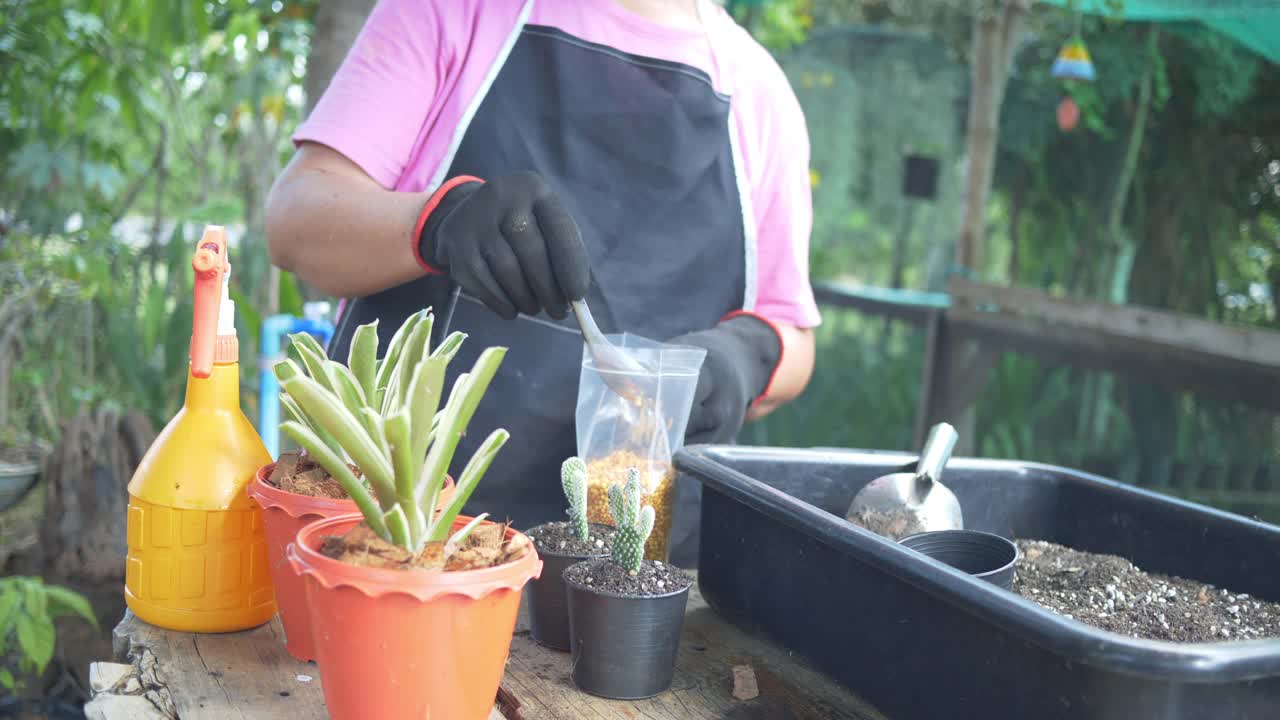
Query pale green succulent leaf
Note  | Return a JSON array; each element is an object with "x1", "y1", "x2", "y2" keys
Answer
[
  {"x1": 375, "y1": 309, "x2": 427, "y2": 402},
  {"x1": 280, "y1": 374, "x2": 396, "y2": 506},
  {"x1": 430, "y1": 331, "x2": 466, "y2": 364},
  {"x1": 447, "y1": 513, "x2": 490, "y2": 548},
  {"x1": 328, "y1": 360, "x2": 369, "y2": 413},
  {"x1": 348, "y1": 320, "x2": 380, "y2": 402},
  {"x1": 427, "y1": 428, "x2": 508, "y2": 542},
  {"x1": 406, "y1": 355, "x2": 446, "y2": 465},
  {"x1": 280, "y1": 421, "x2": 389, "y2": 541},
  {"x1": 417, "y1": 347, "x2": 507, "y2": 518},
  {"x1": 384, "y1": 504, "x2": 411, "y2": 549}
]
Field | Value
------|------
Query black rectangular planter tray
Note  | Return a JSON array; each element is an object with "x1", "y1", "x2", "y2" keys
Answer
[{"x1": 674, "y1": 445, "x2": 1280, "y2": 720}]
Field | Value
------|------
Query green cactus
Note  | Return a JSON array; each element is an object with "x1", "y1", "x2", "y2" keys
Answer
[
  {"x1": 608, "y1": 468, "x2": 655, "y2": 575},
  {"x1": 561, "y1": 456, "x2": 589, "y2": 542}
]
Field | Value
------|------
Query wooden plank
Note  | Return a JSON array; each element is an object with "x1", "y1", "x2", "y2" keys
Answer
[
  {"x1": 112, "y1": 613, "x2": 326, "y2": 720},
  {"x1": 498, "y1": 586, "x2": 888, "y2": 720},
  {"x1": 947, "y1": 304, "x2": 1280, "y2": 411},
  {"x1": 104, "y1": 585, "x2": 891, "y2": 720},
  {"x1": 813, "y1": 281, "x2": 943, "y2": 326},
  {"x1": 949, "y1": 279, "x2": 1280, "y2": 369}
]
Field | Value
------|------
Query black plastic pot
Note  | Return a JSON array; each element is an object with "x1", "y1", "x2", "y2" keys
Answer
[
  {"x1": 900, "y1": 529, "x2": 1019, "y2": 590},
  {"x1": 565, "y1": 567, "x2": 690, "y2": 699},
  {"x1": 675, "y1": 444, "x2": 1280, "y2": 720},
  {"x1": 525, "y1": 523, "x2": 612, "y2": 651}
]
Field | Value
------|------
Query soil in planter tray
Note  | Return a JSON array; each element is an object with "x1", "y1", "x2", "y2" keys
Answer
[
  {"x1": 1013, "y1": 540, "x2": 1280, "y2": 642},
  {"x1": 526, "y1": 521, "x2": 617, "y2": 557},
  {"x1": 564, "y1": 558, "x2": 692, "y2": 597},
  {"x1": 267, "y1": 451, "x2": 354, "y2": 499},
  {"x1": 846, "y1": 507, "x2": 927, "y2": 540},
  {"x1": 319, "y1": 522, "x2": 531, "y2": 571}
]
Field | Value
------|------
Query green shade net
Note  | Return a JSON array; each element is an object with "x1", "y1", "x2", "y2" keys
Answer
[{"x1": 1038, "y1": 0, "x2": 1280, "y2": 63}]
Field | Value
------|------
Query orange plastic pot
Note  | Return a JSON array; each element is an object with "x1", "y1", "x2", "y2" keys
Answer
[
  {"x1": 247, "y1": 463, "x2": 453, "y2": 662},
  {"x1": 288, "y1": 513, "x2": 541, "y2": 720}
]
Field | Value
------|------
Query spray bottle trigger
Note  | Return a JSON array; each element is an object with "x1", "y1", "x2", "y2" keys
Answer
[{"x1": 190, "y1": 226, "x2": 229, "y2": 378}]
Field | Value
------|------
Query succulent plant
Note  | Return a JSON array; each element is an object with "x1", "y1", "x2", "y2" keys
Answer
[
  {"x1": 561, "y1": 456, "x2": 589, "y2": 542},
  {"x1": 274, "y1": 308, "x2": 507, "y2": 553},
  {"x1": 608, "y1": 468, "x2": 654, "y2": 575}
]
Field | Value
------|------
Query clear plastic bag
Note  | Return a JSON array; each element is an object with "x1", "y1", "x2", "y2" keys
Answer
[{"x1": 575, "y1": 333, "x2": 706, "y2": 561}]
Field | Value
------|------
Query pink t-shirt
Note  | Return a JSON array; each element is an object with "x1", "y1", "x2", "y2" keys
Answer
[{"x1": 295, "y1": 0, "x2": 821, "y2": 329}]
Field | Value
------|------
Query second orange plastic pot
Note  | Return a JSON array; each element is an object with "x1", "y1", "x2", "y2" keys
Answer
[
  {"x1": 288, "y1": 513, "x2": 541, "y2": 720},
  {"x1": 247, "y1": 463, "x2": 453, "y2": 662}
]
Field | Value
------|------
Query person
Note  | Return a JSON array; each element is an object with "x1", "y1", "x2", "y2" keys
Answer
[{"x1": 265, "y1": 0, "x2": 820, "y2": 566}]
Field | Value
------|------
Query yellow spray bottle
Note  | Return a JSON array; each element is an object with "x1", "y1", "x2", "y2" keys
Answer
[{"x1": 125, "y1": 225, "x2": 276, "y2": 632}]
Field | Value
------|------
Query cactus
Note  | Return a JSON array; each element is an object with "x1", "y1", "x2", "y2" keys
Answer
[
  {"x1": 561, "y1": 456, "x2": 589, "y2": 542},
  {"x1": 608, "y1": 468, "x2": 655, "y2": 575}
]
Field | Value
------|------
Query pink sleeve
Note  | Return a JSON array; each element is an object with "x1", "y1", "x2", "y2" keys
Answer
[
  {"x1": 742, "y1": 46, "x2": 822, "y2": 329},
  {"x1": 292, "y1": 0, "x2": 453, "y2": 189}
]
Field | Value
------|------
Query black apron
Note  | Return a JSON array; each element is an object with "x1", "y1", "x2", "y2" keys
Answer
[{"x1": 329, "y1": 6, "x2": 753, "y2": 567}]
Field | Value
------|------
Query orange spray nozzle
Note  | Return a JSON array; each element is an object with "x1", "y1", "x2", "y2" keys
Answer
[{"x1": 190, "y1": 226, "x2": 229, "y2": 378}]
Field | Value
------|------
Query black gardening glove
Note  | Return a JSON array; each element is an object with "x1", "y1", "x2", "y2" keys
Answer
[
  {"x1": 418, "y1": 173, "x2": 591, "y2": 320},
  {"x1": 672, "y1": 314, "x2": 782, "y2": 445}
]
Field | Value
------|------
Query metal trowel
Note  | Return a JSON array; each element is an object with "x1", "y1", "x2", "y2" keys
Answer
[{"x1": 845, "y1": 423, "x2": 962, "y2": 539}]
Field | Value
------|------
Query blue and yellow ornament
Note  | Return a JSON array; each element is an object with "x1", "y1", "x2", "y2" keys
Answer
[{"x1": 1051, "y1": 38, "x2": 1095, "y2": 81}]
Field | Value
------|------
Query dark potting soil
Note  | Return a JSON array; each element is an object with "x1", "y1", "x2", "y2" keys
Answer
[
  {"x1": 267, "y1": 451, "x2": 353, "y2": 499},
  {"x1": 525, "y1": 521, "x2": 616, "y2": 557},
  {"x1": 1013, "y1": 540, "x2": 1280, "y2": 643},
  {"x1": 564, "y1": 558, "x2": 693, "y2": 598}
]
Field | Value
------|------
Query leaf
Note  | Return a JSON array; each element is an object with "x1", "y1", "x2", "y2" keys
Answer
[
  {"x1": 405, "y1": 355, "x2": 445, "y2": 465},
  {"x1": 280, "y1": 421, "x2": 388, "y2": 540},
  {"x1": 43, "y1": 585, "x2": 97, "y2": 629},
  {"x1": 279, "y1": 374, "x2": 395, "y2": 506},
  {"x1": 384, "y1": 504, "x2": 411, "y2": 549},
  {"x1": 447, "y1": 513, "x2": 490, "y2": 548},
  {"x1": 0, "y1": 581, "x2": 21, "y2": 635},
  {"x1": 278, "y1": 271, "x2": 304, "y2": 317},
  {"x1": 385, "y1": 411, "x2": 417, "y2": 512},
  {"x1": 348, "y1": 321, "x2": 379, "y2": 404},
  {"x1": 16, "y1": 610, "x2": 55, "y2": 675},
  {"x1": 384, "y1": 313, "x2": 433, "y2": 415},
  {"x1": 291, "y1": 337, "x2": 341, "y2": 400},
  {"x1": 430, "y1": 331, "x2": 466, "y2": 364},
  {"x1": 327, "y1": 360, "x2": 369, "y2": 413},
  {"x1": 0, "y1": 668, "x2": 14, "y2": 691},
  {"x1": 427, "y1": 429, "x2": 509, "y2": 542},
  {"x1": 359, "y1": 407, "x2": 391, "y2": 470},
  {"x1": 374, "y1": 310, "x2": 427, "y2": 404},
  {"x1": 417, "y1": 347, "x2": 507, "y2": 520}
]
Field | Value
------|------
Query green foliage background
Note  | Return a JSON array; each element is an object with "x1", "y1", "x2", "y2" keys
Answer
[{"x1": 1, "y1": 0, "x2": 1277, "y2": 520}]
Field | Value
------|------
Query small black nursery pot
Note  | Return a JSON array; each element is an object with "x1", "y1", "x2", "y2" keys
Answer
[
  {"x1": 564, "y1": 558, "x2": 693, "y2": 700},
  {"x1": 524, "y1": 522, "x2": 614, "y2": 651},
  {"x1": 900, "y1": 529, "x2": 1019, "y2": 590}
]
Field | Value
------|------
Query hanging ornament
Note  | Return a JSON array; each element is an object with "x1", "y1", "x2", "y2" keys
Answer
[
  {"x1": 1051, "y1": 37, "x2": 1096, "y2": 81},
  {"x1": 1051, "y1": 15, "x2": 1094, "y2": 133},
  {"x1": 1057, "y1": 96, "x2": 1080, "y2": 131}
]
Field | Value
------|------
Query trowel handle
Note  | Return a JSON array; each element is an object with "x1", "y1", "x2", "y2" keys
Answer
[{"x1": 915, "y1": 422, "x2": 958, "y2": 486}]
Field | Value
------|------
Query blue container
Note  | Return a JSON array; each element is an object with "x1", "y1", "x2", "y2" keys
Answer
[{"x1": 675, "y1": 445, "x2": 1280, "y2": 720}]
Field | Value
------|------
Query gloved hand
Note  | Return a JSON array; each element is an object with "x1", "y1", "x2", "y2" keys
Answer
[
  {"x1": 672, "y1": 313, "x2": 783, "y2": 445},
  {"x1": 416, "y1": 173, "x2": 591, "y2": 320}
]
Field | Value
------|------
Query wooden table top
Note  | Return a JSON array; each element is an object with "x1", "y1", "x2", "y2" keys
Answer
[{"x1": 89, "y1": 585, "x2": 889, "y2": 720}]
